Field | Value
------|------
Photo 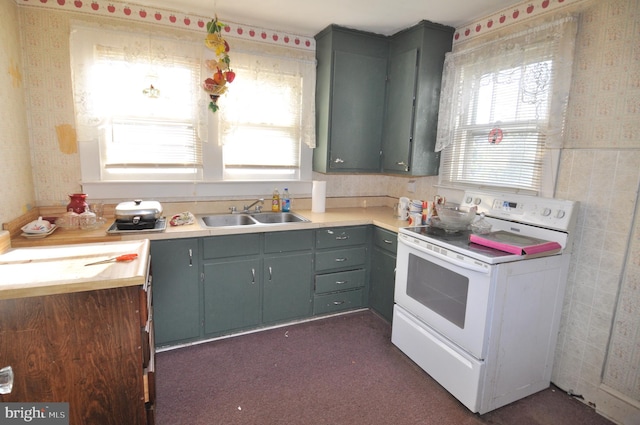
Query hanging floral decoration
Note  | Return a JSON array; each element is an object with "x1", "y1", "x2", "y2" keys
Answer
[{"x1": 202, "y1": 17, "x2": 235, "y2": 113}]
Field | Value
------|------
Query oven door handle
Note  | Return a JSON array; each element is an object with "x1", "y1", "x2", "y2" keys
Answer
[{"x1": 399, "y1": 238, "x2": 490, "y2": 274}]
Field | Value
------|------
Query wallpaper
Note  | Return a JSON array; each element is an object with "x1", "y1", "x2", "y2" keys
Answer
[
  {"x1": 552, "y1": 0, "x2": 640, "y2": 419},
  {"x1": 0, "y1": 0, "x2": 34, "y2": 225}
]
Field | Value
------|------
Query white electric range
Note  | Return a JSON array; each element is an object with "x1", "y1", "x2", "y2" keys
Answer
[{"x1": 392, "y1": 190, "x2": 578, "y2": 414}]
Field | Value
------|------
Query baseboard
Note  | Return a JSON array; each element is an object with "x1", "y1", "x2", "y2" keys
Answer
[
  {"x1": 597, "y1": 384, "x2": 640, "y2": 425},
  {"x1": 156, "y1": 308, "x2": 370, "y2": 353}
]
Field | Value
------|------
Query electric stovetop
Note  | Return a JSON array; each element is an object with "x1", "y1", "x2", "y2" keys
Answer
[{"x1": 400, "y1": 225, "x2": 545, "y2": 263}]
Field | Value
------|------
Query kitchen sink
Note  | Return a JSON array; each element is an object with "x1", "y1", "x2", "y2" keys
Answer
[
  {"x1": 250, "y1": 212, "x2": 310, "y2": 224},
  {"x1": 200, "y1": 214, "x2": 257, "y2": 227},
  {"x1": 198, "y1": 212, "x2": 310, "y2": 228}
]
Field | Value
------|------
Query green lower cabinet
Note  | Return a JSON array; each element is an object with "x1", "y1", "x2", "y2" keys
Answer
[
  {"x1": 152, "y1": 227, "x2": 377, "y2": 346},
  {"x1": 263, "y1": 252, "x2": 313, "y2": 324},
  {"x1": 313, "y1": 226, "x2": 369, "y2": 315},
  {"x1": 150, "y1": 238, "x2": 201, "y2": 346},
  {"x1": 203, "y1": 258, "x2": 262, "y2": 336},
  {"x1": 369, "y1": 246, "x2": 396, "y2": 322},
  {"x1": 369, "y1": 227, "x2": 398, "y2": 322}
]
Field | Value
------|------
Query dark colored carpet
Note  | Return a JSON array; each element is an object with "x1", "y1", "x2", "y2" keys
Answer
[{"x1": 155, "y1": 310, "x2": 614, "y2": 425}]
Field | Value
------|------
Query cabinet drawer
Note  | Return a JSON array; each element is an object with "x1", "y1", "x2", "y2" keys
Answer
[
  {"x1": 264, "y1": 230, "x2": 314, "y2": 253},
  {"x1": 315, "y1": 269, "x2": 366, "y2": 294},
  {"x1": 315, "y1": 246, "x2": 367, "y2": 272},
  {"x1": 313, "y1": 288, "x2": 364, "y2": 315},
  {"x1": 315, "y1": 226, "x2": 368, "y2": 248},
  {"x1": 373, "y1": 227, "x2": 397, "y2": 254},
  {"x1": 202, "y1": 234, "x2": 260, "y2": 259}
]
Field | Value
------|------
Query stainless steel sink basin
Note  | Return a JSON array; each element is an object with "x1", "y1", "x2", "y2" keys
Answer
[
  {"x1": 200, "y1": 214, "x2": 257, "y2": 227},
  {"x1": 250, "y1": 212, "x2": 310, "y2": 224},
  {"x1": 198, "y1": 212, "x2": 310, "y2": 228}
]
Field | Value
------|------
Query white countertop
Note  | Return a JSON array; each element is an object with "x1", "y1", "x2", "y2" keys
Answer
[
  {"x1": 2, "y1": 207, "x2": 407, "y2": 300},
  {"x1": 0, "y1": 239, "x2": 150, "y2": 300}
]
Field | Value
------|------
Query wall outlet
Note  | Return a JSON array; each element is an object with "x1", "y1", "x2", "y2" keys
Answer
[{"x1": 407, "y1": 180, "x2": 416, "y2": 193}]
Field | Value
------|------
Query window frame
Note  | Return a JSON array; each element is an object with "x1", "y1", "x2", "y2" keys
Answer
[
  {"x1": 435, "y1": 17, "x2": 577, "y2": 197},
  {"x1": 71, "y1": 25, "x2": 315, "y2": 200}
]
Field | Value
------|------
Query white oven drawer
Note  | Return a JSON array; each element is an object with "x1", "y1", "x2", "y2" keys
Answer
[{"x1": 391, "y1": 305, "x2": 484, "y2": 413}]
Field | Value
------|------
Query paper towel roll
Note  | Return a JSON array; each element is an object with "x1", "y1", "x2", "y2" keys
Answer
[{"x1": 312, "y1": 181, "x2": 327, "y2": 213}]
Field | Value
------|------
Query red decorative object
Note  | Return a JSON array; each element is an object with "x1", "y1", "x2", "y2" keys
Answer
[
  {"x1": 67, "y1": 193, "x2": 89, "y2": 214},
  {"x1": 489, "y1": 128, "x2": 504, "y2": 144}
]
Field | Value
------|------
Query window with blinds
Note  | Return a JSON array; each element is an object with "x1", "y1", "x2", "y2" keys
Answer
[
  {"x1": 70, "y1": 27, "x2": 205, "y2": 181},
  {"x1": 94, "y1": 46, "x2": 203, "y2": 179},
  {"x1": 436, "y1": 17, "x2": 577, "y2": 195},
  {"x1": 71, "y1": 25, "x2": 315, "y2": 188},
  {"x1": 219, "y1": 53, "x2": 305, "y2": 180}
]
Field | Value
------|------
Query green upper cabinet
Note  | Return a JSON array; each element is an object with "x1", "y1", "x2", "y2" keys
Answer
[
  {"x1": 382, "y1": 47, "x2": 419, "y2": 173},
  {"x1": 382, "y1": 21, "x2": 454, "y2": 176},
  {"x1": 314, "y1": 21, "x2": 453, "y2": 176},
  {"x1": 314, "y1": 25, "x2": 388, "y2": 173}
]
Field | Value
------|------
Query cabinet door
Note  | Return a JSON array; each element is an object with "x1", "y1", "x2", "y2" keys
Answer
[
  {"x1": 382, "y1": 48, "x2": 419, "y2": 173},
  {"x1": 0, "y1": 288, "x2": 148, "y2": 424},
  {"x1": 203, "y1": 258, "x2": 261, "y2": 335},
  {"x1": 369, "y1": 246, "x2": 397, "y2": 322},
  {"x1": 263, "y1": 252, "x2": 313, "y2": 324},
  {"x1": 329, "y1": 50, "x2": 387, "y2": 171},
  {"x1": 150, "y1": 239, "x2": 200, "y2": 346}
]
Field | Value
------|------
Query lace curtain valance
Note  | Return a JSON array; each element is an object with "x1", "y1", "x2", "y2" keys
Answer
[{"x1": 435, "y1": 16, "x2": 578, "y2": 152}]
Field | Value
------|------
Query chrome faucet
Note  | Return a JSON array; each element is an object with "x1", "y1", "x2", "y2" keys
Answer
[{"x1": 243, "y1": 198, "x2": 264, "y2": 213}]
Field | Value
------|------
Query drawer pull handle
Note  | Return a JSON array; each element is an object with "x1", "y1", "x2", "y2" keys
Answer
[
  {"x1": 396, "y1": 161, "x2": 409, "y2": 171},
  {"x1": 335, "y1": 235, "x2": 349, "y2": 240},
  {"x1": 336, "y1": 280, "x2": 347, "y2": 285},
  {"x1": 335, "y1": 258, "x2": 347, "y2": 262},
  {"x1": 383, "y1": 239, "x2": 393, "y2": 244},
  {"x1": 334, "y1": 158, "x2": 345, "y2": 164},
  {"x1": 268, "y1": 266, "x2": 273, "y2": 281},
  {"x1": 251, "y1": 268, "x2": 256, "y2": 284},
  {"x1": 188, "y1": 248, "x2": 193, "y2": 267},
  {"x1": 332, "y1": 301, "x2": 345, "y2": 305}
]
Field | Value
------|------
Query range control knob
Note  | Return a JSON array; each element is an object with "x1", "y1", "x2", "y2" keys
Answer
[
  {"x1": 474, "y1": 197, "x2": 481, "y2": 205},
  {"x1": 556, "y1": 210, "x2": 566, "y2": 219},
  {"x1": 465, "y1": 196, "x2": 473, "y2": 204},
  {"x1": 542, "y1": 208, "x2": 552, "y2": 217}
]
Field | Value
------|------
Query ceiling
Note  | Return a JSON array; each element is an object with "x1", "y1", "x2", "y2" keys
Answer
[{"x1": 130, "y1": 0, "x2": 524, "y2": 36}]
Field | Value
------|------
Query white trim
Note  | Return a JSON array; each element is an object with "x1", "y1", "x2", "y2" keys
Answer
[
  {"x1": 597, "y1": 384, "x2": 640, "y2": 425},
  {"x1": 80, "y1": 179, "x2": 313, "y2": 203}
]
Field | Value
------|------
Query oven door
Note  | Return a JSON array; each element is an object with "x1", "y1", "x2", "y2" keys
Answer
[{"x1": 394, "y1": 236, "x2": 495, "y2": 359}]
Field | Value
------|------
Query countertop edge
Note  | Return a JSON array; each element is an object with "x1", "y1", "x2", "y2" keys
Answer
[
  {"x1": 11, "y1": 207, "x2": 406, "y2": 246},
  {"x1": 0, "y1": 239, "x2": 151, "y2": 300}
]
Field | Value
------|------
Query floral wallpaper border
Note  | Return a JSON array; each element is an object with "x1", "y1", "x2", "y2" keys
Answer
[
  {"x1": 15, "y1": 0, "x2": 316, "y2": 50},
  {"x1": 453, "y1": 0, "x2": 585, "y2": 44},
  {"x1": 16, "y1": 0, "x2": 587, "y2": 48}
]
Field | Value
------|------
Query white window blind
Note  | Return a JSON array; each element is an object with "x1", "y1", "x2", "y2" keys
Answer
[
  {"x1": 219, "y1": 51, "x2": 313, "y2": 180},
  {"x1": 436, "y1": 17, "x2": 577, "y2": 194},
  {"x1": 70, "y1": 26, "x2": 206, "y2": 180}
]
